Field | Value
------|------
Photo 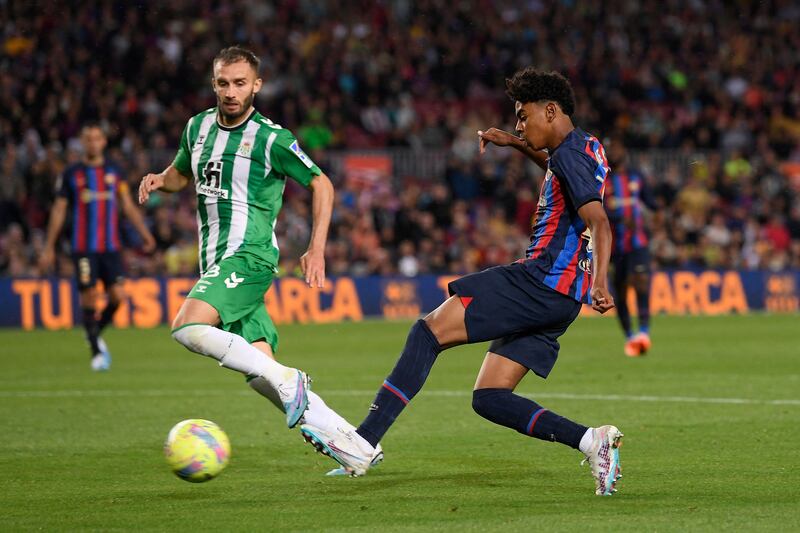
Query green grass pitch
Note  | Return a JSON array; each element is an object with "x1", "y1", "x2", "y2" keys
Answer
[{"x1": 1, "y1": 314, "x2": 799, "y2": 531}]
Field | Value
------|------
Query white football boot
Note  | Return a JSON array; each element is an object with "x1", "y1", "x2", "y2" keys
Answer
[
  {"x1": 87, "y1": 336, "x2": 111, "y2": 371},
  {"x1": 325, "y1": 443, "x2": 384, "y2": 476},
  {"x1": 300, "y1": 422, "x2": 377, "y2": 477},
  {"x1": 97, "y1": 337, "x2": 111, "y2": 368},
  {"x1": 90, "y1": 353, "x2": 107, "y2": 372},
  {"x1": 581, "y1": 425, "x2": 624, "y2": 495}
]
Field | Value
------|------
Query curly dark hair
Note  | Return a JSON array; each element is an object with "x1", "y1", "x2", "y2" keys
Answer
[
  {"x1": 505, "y1": 68, "x2": 576, "y2": 117},
  {"x1": 214, "y1": 46, "x2": 260, "y2": 73}
]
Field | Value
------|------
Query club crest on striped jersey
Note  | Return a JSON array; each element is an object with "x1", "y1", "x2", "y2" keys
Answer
[
  {"x1": 581, "y1": 228, "x2": 593, "y2": 251},
  {"x1": 289, "y1": 140, "x2": 314, "y2": 168},
  {"x1": 236, "y1": 141, "x2": 253, "y2": 157},
  {"x1": 579, "y1": 232, "x2": 593, "y2": 272},
  {"x1": 105, "y1": 172, "x2": 117, "y2": 184}
]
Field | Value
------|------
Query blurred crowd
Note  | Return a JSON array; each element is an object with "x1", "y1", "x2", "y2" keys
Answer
[{"x1": 2, "y1": 0, "x2": 800, "y2": 278}]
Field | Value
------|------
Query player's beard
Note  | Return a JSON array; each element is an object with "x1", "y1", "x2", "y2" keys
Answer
[{"x1": 219, "y1": 92, "x2": 255, "y2": 123}]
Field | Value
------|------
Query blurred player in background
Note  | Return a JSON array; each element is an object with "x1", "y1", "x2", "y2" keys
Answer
[
  {"x1": 40, "y1": 123, "x2": 156, "y2": 371},
  {"x1": 301, "y1": 69, "x2": 624, "y2": 496},
  {"x1": 138, "y1": 46, "x2": 374, "y2": 455},
  {"x1": 604, "y1": 139, "x2": 655, "y2": 357}
]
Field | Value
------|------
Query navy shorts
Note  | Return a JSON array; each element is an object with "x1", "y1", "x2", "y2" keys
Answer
[
  {"x1": 72, "y1": 252, "x2": 125, "y2": 290},
  {"x1": 447, "y1": 262, "x2": 582, "y2": 378},
  {"x1": 612, "y1": 247, "x2": 651, "y2": 284}
]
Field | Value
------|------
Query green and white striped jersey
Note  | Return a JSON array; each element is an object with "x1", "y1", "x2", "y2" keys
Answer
[{"x1": 172, "y1": 108, "x2": 321, "y2": 275}]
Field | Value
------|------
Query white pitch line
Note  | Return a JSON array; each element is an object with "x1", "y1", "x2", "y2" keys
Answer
[{"x1": 0, "y1": 389, "x2": 798, "y2": 406}]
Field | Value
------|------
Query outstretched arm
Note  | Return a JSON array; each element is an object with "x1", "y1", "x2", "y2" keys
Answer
[
  {"x1": 300, "y1": 172, "x2": 334, "y2": 288},
  {"x1": 119, "y1": 186, "x2": 156, "y2": 252},
  {"x1": 138, "y1": 165, "x2": 191, "y2": 204},
  {"x1": 578, "y1": 200, "x2": 615, "y2": 314},
  {"x1": 478, "y1": 128, "x2": 549, "y2": 170}
]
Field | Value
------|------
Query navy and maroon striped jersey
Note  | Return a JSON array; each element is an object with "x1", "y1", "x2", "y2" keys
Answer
[
  {"x1": 520, "y1": 128, "x2": 609, "y2": 304},
  {"x1": 56, "y1": 162, "x2": 126, "y2": 254},
  {"x1": 603, "y1": 170, "x2": 649, "y2": 255}
]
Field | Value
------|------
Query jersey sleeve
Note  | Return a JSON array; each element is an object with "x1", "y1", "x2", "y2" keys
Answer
[
  {"x1": 270, "y1": 130, "x2": 322, "y2": 187},
  {"x1": 109, "y1": 164, "x2": 130, "y2": 198},
  {"x1": 172, "y1": 121, "x2": 193, "y2": 177},
  {"x1": 551, "y1": 148, "x2": 604, "y2": 209},
  {"x1": 602, "y1": 178, "x2": 621, "y2": 222}
]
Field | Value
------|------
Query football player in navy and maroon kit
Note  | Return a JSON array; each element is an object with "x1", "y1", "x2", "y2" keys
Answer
[
  {"x1": 41, "y1": 123, "x2": 155, "y2": 371},
  {"x1": 300, "y1": 69, "x2": 624, "y2": 496},
  {"x1": 604, "y1": 139, "x2": 655, "y2": 357}
]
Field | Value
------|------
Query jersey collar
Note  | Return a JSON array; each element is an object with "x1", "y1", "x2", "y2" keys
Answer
[
  {"x1": 549, "y1": 127, "x2": 580, "y2": 156},
  {"x1": 216, "y1": 108, "x2": 256, "y2": 131}
]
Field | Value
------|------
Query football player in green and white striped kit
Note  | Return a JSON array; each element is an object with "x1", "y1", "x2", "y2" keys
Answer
[{"x1": 138, "y1": 47, "x2": 369, "y2": 455}]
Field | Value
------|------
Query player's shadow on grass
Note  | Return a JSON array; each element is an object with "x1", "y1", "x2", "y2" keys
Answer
[
  {"x1": 326, "y1": 467, "x2": 556, "y2": 492},
  {"x1": 155, "y1": 490, "x2": 224, "y2": 501}
]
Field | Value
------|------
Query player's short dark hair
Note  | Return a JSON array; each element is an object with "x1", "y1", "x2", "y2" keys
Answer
[
  {"x1": 505, "y1": 68, "x2": 576, "y2": 117},
  {"x1": 214, "y1": 46, "x2": 260, "y2": 74},
  {"x1": 81, "y1": 121, "x2": 105, "y2": 134}
]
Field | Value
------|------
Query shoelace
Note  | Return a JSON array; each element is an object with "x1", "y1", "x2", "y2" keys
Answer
[
  {"x1": 579, "y1": 455, "x2": 600, "y2": 481},
  {"x1": 579, "y1": 445, "x2": 604, "y2": 477}
]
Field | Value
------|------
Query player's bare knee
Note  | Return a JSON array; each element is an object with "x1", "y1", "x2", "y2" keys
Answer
[
  {"x1": 171, "y1": 302, "x2": 199, "y2": 330},
  {"x1": 78, "y1": 288, "x2": 96, "y2": 308},
  {"x1": 107, "y1": 286, "x2": 125, "y2": 307},
  {"x1": 171, "y1": 312, "x2": 186, "y2": 331},
  {"x1": 423, "y1": 297, "x2": 466, "y2": 346},
  {"x1": 173, "y1": 298, "x2": 220, "y2": 331},
  {"x1": 422, "y1": 315, "x2": 446, "y2": 344},
  {"x1": 633, "y1": 274, "x2": 650, "y2": 293}
]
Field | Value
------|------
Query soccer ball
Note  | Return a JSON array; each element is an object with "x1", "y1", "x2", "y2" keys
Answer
[{"x1": 164, "y1": 419, "x2": 231, "y2": 482}]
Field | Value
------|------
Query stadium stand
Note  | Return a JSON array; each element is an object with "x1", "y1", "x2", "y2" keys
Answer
[{"x1": 1, "y1": 0, "x2": 799, "y2": 277}]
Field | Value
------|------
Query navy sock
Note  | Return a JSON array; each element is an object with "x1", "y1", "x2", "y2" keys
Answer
[
  {"x1": 357, "y1": 319, "x2": 442, "y2": 447},
  {"x1": 97, "y1": 300, "x2": 120, "y2": 332},
  {"x1": 636, "y1": 287, "x2": 650, "y2": 333},
  {"x1": 472, "y1": 388, "x2": 587, "y2": 449},
  {"x1": 615, "y1": 287, "x2": 632, "y2": 337},
  {"x1": 82, "y1": 307, "x2": 100, "y2": 356}
]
